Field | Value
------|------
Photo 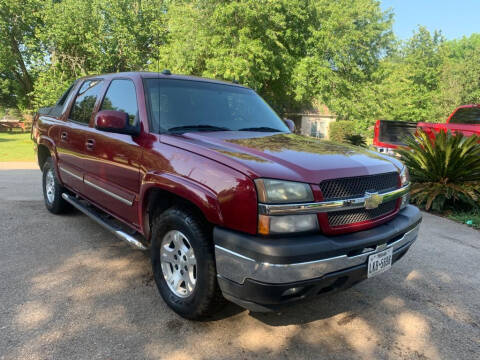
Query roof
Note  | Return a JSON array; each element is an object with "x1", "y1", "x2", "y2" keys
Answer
[{"x1": 79, "y1": 71, "x2": 249, "y2": 89}]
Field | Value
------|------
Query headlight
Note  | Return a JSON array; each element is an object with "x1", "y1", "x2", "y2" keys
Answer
[
  {"x1": 399, "y1": 166, "x2": 410, "y2": 186},
  {"x1": 255, "y1": 179, "x2": 317, "y2": 235},
  {"x1": 255, "y1": 179, "x2": 314, "y2": 203}
]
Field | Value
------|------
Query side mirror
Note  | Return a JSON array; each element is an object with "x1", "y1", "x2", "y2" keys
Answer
[
  {"x1": 284, "y1": 118, "x2": 295, "y2": 133},
  {"x1": 94, "y1": 110, "x2": 139, "y2": 136}
]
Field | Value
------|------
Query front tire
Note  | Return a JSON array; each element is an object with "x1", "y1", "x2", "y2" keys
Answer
[
  {"x1": 151, "y1": 206, "x2": 225, "y2": 319},
  {"x1": 42, "y1": 157, "x2": 71, "y2": 214}
]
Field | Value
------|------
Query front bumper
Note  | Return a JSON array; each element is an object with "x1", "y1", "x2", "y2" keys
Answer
[{"x1": 214, "y1": 205, "x2": 422, "y2": 311}]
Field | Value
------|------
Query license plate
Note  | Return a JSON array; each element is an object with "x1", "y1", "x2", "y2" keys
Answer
[{"x1": 367, "y1": 247, "x2": 393, "y2": 278}]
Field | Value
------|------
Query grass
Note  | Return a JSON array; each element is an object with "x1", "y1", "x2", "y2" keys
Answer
[
  {"x1": 448, "y1": 211, "x2": 480, "y2": 229},
  {"x1": 0, "y1": 132, "x2": 35, "y2": 162}
]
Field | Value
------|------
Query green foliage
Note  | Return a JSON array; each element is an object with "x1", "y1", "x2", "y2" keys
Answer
[
  {"x1": 436, "y1": 34, "x2": 480, "y2": 119},
  {"x1": 0, "y1": 0, "x2": 479, "y2": 130},
  {"x1": 397, "y1": 130, "x2": 480, "y2": 211},
  {"x1": 292, "y1": 0, "x2": 394, "y2": 116},
  {"x1": 328, "y1": 121, "x2": 355, "y2": 143},
  {"x1": 0, "y1": 133, "x2": 35, "y2": 161},
  {"x1": 345, "y1": 134, "x2": 367, "y2": 147},
  {"x1": 448, "y1": 210, "x2": 480, "y2": 229}
]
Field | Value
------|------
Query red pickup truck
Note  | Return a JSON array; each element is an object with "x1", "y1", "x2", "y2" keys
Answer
[
  {"x1": 373, "y1": 104, "x2": 480, "y2": 153},
  {"x1": 32, "y1": 72, "x2": 421, "y2": 319}
]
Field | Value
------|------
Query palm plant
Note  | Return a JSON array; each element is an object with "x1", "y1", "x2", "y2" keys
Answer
[
  {"x1": 397, "y1": 129, "x2": 480, "y2": 211},
  {"x1": 345, "y1": 134, "x2": 367, "y2": 147}
]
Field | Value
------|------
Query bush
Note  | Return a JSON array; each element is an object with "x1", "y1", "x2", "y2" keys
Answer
[
  {"x1": 397, "y1": 129, "x2": 480, "y2": 211},
  {"x1": 329, "y1": 121, "x2": 367, "y2": 147},
  {"x1": 345, "y1": 134, "x2": 367, "y2": 147},
  {"x1": 329, "y1": 121, "x2": 354, "y2": 142}
]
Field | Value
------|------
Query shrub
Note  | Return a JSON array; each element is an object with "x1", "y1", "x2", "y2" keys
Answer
[
  {"x1": 329, "y1": 121, "x2": 354, "y2": 143},
  {"x1": 345, "y1": 134, "x2": 367, "y2": 147},
  {"x1": 397, "y1": 129, "x2": 480, "y2": 211}
]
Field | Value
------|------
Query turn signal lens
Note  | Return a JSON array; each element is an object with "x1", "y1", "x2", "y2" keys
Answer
[{"x1": 258, "y1": 215, "x2": 270, "y2": 235}]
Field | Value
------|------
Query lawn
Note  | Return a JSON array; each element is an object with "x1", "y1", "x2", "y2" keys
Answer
[
  {"x1": 0, "y1": 132, "x2": 35, "y2": 162},
  {"x1": 448, "y1": 211, "x2": 480, "y2": 229}
]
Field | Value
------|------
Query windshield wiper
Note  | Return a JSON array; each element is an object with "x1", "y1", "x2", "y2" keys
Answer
[
  {"x1": 167, "y1": 125, "x2": 230, "y2": 133},
  {"x1": 238, "y1": 126, "x2": 282, "y2": 132}
]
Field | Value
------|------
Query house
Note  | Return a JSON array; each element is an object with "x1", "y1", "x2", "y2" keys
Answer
[{"x1": 286, "y1": 105, "x2": 337, "y2": 139}]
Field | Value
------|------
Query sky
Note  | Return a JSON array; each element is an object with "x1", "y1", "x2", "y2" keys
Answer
[{"x1": 381, "y1": 0, "x2": 480, "y2": 40}]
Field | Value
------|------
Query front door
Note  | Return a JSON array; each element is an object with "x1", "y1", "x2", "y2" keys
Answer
[{"x1": 82, "y1": 79, "x2": 141, "y2": 227}]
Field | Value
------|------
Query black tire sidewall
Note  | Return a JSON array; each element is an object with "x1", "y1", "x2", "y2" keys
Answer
[
  {"x1": 151, "y1": 207, "x2": 218, "y2": 319},
  {"x1": 42, "y1": 158, "x2": 66, "y2": 214}
]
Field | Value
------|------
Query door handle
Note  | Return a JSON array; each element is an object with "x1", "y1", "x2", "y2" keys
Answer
[
  {"x1": 86, "y1": 138, "x2": 95, "y2": 151},
  {"x1": 61, "y1": 132, "x2": 68, "y2": 141}
]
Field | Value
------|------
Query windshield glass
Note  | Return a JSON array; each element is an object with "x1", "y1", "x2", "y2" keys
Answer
[{"x1": 144, "y1": 78, "x2": 289, "y2": 133}]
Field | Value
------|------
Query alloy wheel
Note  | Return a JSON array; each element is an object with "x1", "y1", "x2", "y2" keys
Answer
[{"x1": 160, "y1": 230, "x2": 197, "y2": 298}]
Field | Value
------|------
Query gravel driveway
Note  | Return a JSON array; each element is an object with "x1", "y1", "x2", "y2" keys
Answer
[{"x1": 1, "y1": 164, "x2": 479, "y2": 360}]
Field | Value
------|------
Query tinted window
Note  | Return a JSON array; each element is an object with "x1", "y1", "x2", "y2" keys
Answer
[
  {"x1": 144, "y1": 79, "x2": 289, "y2": 133},
  {"x1": 449, "y1": 107, "x2": 480, "y2": 124},
  {"x1": 69, "y1": 80, "x2": 103, "y2": 124},
  {"x1": 100, "y1": 79, "x2": 138, "y2": 125},
  {"x1": 49, "y1": 82, "x2": 75, "y2": 118}
]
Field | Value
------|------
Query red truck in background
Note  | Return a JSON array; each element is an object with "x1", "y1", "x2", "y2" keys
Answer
[{"x1": 373, "y1": 104, "x2": 480, "y2": 154}]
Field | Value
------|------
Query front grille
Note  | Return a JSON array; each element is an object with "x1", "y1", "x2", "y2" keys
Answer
[
  {"x1": 320, "y1": 172, "x2": 398, "y2": 200},
  {"x1": 320, "y1": 172, "x2": 399, "y2": 227},
  {"x1": 327, "y1": 200, "x2": 397, "y2": 227}
]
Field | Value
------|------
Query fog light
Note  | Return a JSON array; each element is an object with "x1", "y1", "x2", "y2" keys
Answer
[{"x1": 281, "y1": 287, "x2": 304, "y2": 297}]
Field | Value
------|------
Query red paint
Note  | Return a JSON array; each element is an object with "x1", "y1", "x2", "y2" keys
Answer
[
  {"x1": 94, "y1": 110, "x2": 128, "y2": 130},
  {"x1": 33, "y1": 72, "x2": 406, "y2": 238}
]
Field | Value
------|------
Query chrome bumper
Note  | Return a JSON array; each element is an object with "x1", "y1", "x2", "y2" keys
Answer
[{"x1": 215, "y1": 224, "x2": 419, "y2": 285}]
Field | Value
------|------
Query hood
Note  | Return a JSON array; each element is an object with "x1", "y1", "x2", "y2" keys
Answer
[{"x1": 161, "y1": 132, "x2": 403, "y2": 183}]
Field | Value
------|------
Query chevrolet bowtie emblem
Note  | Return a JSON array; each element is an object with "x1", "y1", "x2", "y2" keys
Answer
[{"x1": 364, "y1": 191, "x2": 382, "y2": 209}]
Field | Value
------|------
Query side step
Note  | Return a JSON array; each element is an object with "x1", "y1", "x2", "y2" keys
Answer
[{"x1": 62, "y1": 193, "x2": 147, "y2": 250}]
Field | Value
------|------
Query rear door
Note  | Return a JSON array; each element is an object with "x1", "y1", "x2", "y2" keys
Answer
[
  {"x1": 56, "y1": 79, "x2": 104, "y2": 192},
  {"x1": 81, "y1": 78, "x2": 142, "y2": 227}
]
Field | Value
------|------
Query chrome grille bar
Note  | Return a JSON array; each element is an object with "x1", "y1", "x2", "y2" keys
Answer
[{"x1": 258, "y1": 184, "x2": 410, "y2": 216}]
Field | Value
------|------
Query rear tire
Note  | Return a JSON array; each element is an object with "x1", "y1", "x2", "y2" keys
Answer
[
  {"x1": 151, "y1": 206, "x2": 225, "y2": 320},
  {"x1": 42, "y1": 157, "x2": 71, "y2": 214}
]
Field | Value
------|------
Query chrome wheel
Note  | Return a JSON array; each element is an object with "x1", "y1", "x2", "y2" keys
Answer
[
  {"x1": 160, "y1": 230, "x2": 197, "y2": 298},
  {"x1": 45, "y1": 169, "x2": 55, "y2": 204}
]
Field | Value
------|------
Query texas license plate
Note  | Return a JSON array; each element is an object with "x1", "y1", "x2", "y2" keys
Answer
[{"x1": 367, "y1": 247, "x2": 393, "y2": 278}]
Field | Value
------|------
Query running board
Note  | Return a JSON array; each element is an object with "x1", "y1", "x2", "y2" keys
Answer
[{"x1": 61, "y1": 193, "x2": 147, "y2": 250}]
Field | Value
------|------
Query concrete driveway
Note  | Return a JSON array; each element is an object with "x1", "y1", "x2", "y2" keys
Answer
[{"x1": 1, "y1": 164, "x2": 479, "y2": 360}]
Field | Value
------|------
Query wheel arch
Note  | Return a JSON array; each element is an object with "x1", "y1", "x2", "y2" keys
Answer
[
  {"x1": 139, "y1": 174, "x2": 223, "y2": 242},
  {"x1": 37, "y1": 144, "x2": 51, "y2": 170}
]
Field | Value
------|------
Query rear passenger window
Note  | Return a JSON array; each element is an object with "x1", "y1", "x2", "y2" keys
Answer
[
  {"x1": 69, "y1": 80, "x2": 103, "y2": 124},
  {"x1": 100, "y1": 79, "x2": 138, "y2": 125}
]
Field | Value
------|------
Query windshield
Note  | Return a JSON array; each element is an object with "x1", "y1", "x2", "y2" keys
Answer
[
  {"x1": 449, "y1": 107, "x2": 480, "y2": 124},
  {"x1": 144, "y1": 78, "x2": 289, "y2": 134}
]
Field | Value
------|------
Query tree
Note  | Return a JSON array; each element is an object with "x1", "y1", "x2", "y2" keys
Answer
[
  {"x1": 376, "y1": 27, "x2": 445, "y2": 123},
  {"x1": 31, "y1": 0, "x2": 167, "y2": 108},
  {"x1": 0, "y1": 0, "x2": 44, "y2": 109},
  {"x1": 436, "y1": 34, "x2": 480, "y2": 118},
  {"x1": 158, "y1": 0, "x2": 393, "y2": 114},
  {"x1": 292, "y1": 0, "x2": 394, "y2": 118}
]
